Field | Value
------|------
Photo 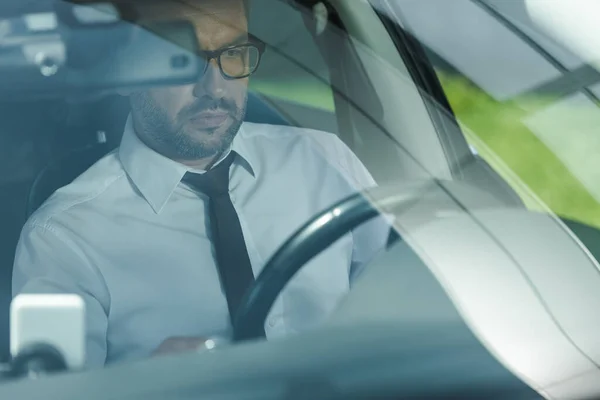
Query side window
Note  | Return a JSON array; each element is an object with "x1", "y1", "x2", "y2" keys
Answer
[
  {"x1": 247, "y1": 0, "x2": 337, "y2": 133},
  {"x1": 395, "y1": 0, "x2": 600, "y2": 227}
]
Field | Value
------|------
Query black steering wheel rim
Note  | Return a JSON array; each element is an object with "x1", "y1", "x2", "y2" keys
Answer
[{"x1": 232, "y1": 184, "x2": 426, "y2": 342}]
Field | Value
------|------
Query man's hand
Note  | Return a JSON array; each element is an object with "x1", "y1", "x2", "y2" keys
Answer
[{"x1": 151, "y1": 337, "x2": 208, "y2": 357}]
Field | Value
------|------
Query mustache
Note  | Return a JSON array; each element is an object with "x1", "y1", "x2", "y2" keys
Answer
[{"x1": 179, "y1": 98, "x2": 237, "y2": 120}]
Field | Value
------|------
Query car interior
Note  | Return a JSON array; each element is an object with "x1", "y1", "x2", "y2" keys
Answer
[{"x1": 0, "y1": 0, "x2": 525, "y2": 371}]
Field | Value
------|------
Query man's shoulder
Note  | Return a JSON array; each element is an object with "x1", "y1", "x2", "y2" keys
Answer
[
  {"x1": 241, "y1": 122, "x2": 356, "y2": 164},
  {"x1": 242, "y1": 122, "x2": 340, "y2": 145},
  {"x1": 241, "y1": 122, "x2": 376, "y2": 189},
  {"x1": 28, "y1": 150, "x2": 127, "y2": 228}
]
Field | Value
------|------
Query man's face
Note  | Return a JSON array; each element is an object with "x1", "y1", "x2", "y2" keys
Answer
[{"x1": 130, "y1": 0, "x2": 249, "y2": 162}]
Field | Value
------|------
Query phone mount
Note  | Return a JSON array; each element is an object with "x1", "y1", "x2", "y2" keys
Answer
[
  {"x1": 1, "y1": 343, "x2": 68, "y2": 381},
  {"x1": 7, "y1": 293, "x2": 84, "y2": 381}
]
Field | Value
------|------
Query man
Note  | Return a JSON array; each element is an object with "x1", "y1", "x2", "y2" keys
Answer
[{"x1": 12, "y1": 0, "x2": 389, "y2": 367}]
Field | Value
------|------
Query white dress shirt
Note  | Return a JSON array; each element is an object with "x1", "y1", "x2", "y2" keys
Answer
[{"x1": 12, "y1": 117, "x2": 389, "y2": 367}]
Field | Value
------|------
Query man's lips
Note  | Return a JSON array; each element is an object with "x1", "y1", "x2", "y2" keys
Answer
[{"x1": 188, "y1": 112, "x2": 229, "y2": 129}]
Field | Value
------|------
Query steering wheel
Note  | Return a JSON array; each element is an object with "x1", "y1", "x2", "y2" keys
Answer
[{"x1": 232, "y1": 184, "x2": 426, "y2": 341}]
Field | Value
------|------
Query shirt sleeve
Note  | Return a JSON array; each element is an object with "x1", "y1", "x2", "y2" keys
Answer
[
  {"x1": 326, "y1": 136, "x2": 394, "y2": 284},
  {"x1": 12, "y1": 222, "x2": 110, "y2": 368}
]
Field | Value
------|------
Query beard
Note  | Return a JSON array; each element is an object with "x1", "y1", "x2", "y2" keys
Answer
[{"x1": 130, "y1": 92, "x2": 247, "y2": 161}]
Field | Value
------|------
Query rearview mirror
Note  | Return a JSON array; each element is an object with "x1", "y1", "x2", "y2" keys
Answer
[{"x1": 0, "y1": 2, "x2": 202, "y2": 101}]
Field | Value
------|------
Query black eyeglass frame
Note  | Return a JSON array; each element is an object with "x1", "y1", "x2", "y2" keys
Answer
[{"x1": 198, "y1": 35, "x2": 266, "y2": 80}]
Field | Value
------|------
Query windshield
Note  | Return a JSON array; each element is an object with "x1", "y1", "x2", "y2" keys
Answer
[{"x1": 1, "y1": 0, "x2": 600, "y2": 398}]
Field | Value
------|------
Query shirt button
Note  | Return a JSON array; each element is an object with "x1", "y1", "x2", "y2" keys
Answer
[{"x1": 268, "y1": 317, "x2": 278, "y2": 328}]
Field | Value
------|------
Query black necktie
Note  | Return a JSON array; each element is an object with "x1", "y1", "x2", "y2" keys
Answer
[{"x1": 183, "y1": 152, "x2": 266, "y2": 337}]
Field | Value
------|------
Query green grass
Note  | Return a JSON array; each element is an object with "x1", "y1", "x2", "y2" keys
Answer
[
  {"x1": 251, "y1": 74, "x2": 600, "y2": 229},
  {"x1": 437, "y1": 72, "x2": 600, "y2": 228}
]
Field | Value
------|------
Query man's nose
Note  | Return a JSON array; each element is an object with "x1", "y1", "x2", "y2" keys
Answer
[{"x1": 193, "y1": 59, "x2": 226, "y2": 100}]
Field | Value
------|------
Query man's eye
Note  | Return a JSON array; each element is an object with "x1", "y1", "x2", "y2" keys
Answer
[{"x1": 224, "y1": 49, "x2": 244, "y2": 57}]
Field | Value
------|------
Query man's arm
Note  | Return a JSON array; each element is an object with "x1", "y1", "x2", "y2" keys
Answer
[
  {"x1": 325, "y1": 136, "x2": 394, "y2": 283},
  {"x1": 12, "y1": 223, "x2": 110, "y2": 368},
  {"x1": 350, "y1": 215, "x2": 392, "y2": 283}
]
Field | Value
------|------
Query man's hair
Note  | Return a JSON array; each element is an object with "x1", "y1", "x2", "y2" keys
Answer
[
  {"x1": 69, "y1": 0, "x2": 251, "y2": 22},
  {"x1": 180, "y1": 0, "x2": 250, "y2": 19}
]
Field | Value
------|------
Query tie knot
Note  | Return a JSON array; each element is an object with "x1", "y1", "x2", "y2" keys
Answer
[{"x1": 183, "y1": 152, "x2": 236, "y2": 197}]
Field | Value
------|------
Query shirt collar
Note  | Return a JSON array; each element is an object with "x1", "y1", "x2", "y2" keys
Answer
[{"x1": 119, "y1": 115, "x2": 256, "y2": 214}]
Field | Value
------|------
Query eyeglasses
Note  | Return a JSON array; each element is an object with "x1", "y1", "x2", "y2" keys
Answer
[
  {"x1": 198, "y1": 38, "x2": 266, "y2": 80},
  {"x1": 142, "y1": 22, "x2": 266, "y2": 80}
]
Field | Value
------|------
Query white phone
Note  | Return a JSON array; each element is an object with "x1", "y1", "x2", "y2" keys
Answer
[{"x1": 10, "y1": 294, "x2": 85, "y2": 369}]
